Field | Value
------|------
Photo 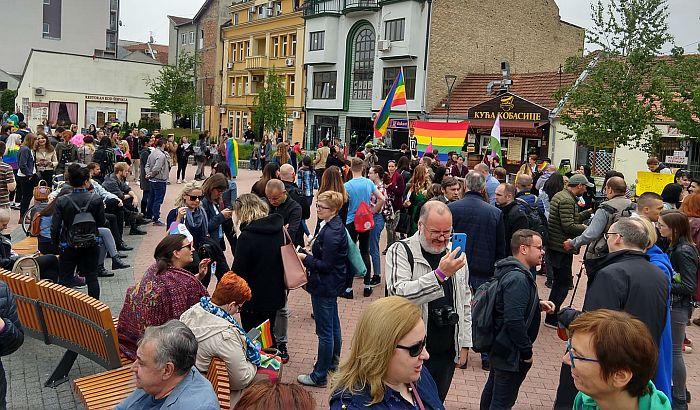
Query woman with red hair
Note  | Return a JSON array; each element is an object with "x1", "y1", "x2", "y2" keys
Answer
[
  {"x1": 180, "y1": 271, "x2": 259, "y2": 407},
  {"x1": 680, "y1": 193, "x2": 700, "y2": 327}
]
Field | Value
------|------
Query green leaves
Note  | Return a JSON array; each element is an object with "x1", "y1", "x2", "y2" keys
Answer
[
  {"x1": 145, "y1": 52, "x2": 201, "y2": 122},
  {"x1": 252, "y1": 68, "x2": 287, "y2": 134},
  {"x1": 657, "y1": 51, "x2": 700, "y2": 139}
]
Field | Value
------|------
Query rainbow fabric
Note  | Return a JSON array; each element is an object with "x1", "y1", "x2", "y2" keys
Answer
[
  {"x1": 537, "y1": 161, "x2": 550, "y2": 172},
  {"x1": 414, "y1": 121, "x2": 470, "y2": 162},
  {"x1": 373, "y1": 68, "x2": 407, "y2": 138},
  {"x1": 225, "y1": 138, "x2": 239, "y2": 177},
  {"x1": 255, "y1": 319, "x2": 274, "y2": 349},
  {"x1": 2, "y1": 147, "x2": 18, "y2": 170}
]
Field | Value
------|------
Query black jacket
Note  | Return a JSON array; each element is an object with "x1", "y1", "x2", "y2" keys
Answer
[
  {"x1": 102, "y1": 173, "x2": 130, "y2": 200},
  {"x1": 139, "y1": 148, "x2": 151, "y2": 191},
  {"x1": 498, "y1": 201, "x2": 529, "y2": 256},
  {"x1": 0, "y1": 281, "x2": 24, "y2": 358},
  {"x1": 448, "y1": 191, "x2": 506, "y2": 277},
  {"x1": 491, "y1": 257, "x2": 540, "y2": 372},
  {"x1": 50, "y1": 190, "x2": 106, "y2": 247},
  {"x1": 0, "y1": 235, "x2": 16, "y2": 270},
  {"x1": 267, "y1": 195, "x2": 303, "y2": 247},
  {"x1": 667, "y1": 239, "x2": 698, "y2": 308},
  {"x1": 233, "y1": 214, "x2": 286, "y2": 311},
  {"x1": 583, "y1": 250, "x2": 668, "y2": 344},
  {"x1": 303, "y1": 216, "x2": 348, "y2": 297}
]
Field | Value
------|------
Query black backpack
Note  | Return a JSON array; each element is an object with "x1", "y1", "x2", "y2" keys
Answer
[
  {"x1": 287, "y1": 186, "x2": 310, "y2": 219},
  {"x1": 65, "y1": 193, "x2": 98, "y2": 248},
  {"x1": 58, "y1": 144, "x2": 75, "y2": 168},
  {"x1": 93, "y1": 148, "x2": 113, "y2": 177},
  {"x1": 515, "y1": 197, "x2": 549, "y2": 243}
]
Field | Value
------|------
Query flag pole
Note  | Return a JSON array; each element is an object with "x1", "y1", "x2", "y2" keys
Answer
[{"x1": 400, "y1": 66, "x2": 414, "y2": 159}]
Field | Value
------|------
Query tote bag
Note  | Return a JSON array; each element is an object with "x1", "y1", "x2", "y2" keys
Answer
[
  {"x1": 346, "y1": 229, "x2": 367, "y2": 277},
  {"x1": 281, "y1": 227, "x2": 307, "y2": 289}
]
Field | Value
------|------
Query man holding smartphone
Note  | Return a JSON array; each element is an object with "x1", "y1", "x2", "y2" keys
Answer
[{"x1": 386, "y1": 201, "x2": 471, "y2": 402}]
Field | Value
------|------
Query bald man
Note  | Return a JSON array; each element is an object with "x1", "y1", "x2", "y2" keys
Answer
[{"x1": 278, "y1": 163, "x2": 310, "y2": 233}]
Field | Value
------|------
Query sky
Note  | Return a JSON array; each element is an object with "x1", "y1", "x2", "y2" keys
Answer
[{"x1": 119, "y1": 0, "x2": 700, "y2": 54}]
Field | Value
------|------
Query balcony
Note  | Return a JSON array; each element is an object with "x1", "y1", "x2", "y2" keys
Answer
[
  {"x1": 303, "y1": 0, "x2": 342, "y2": 18},
  {"x1": 343, "y1": 0, "x2": 380, "y2": 13},
  {"x1": 245, "y1": 55, "x2": 269, "y2": 70}
]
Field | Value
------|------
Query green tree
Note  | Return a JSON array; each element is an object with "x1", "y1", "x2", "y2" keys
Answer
[
  {"x1": 0, "y1": 90, "x2": 17, "y2": 113},
  {"x1": 145, "y1": 52, "x2": 200, "y2": 127},
  {"x1": 252, "y1": 68, "x2": 287, "y2": 137},
  {"x1": 658, "y1": 47, "x2": 700, "y2": 138},
  {"x1": 555, "y1": 0, "x2": 673, "y2": 153}
]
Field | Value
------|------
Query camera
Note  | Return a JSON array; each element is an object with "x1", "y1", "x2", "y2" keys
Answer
[{"x1": 430, "y1": 305, "x2": 459, "y2": 327}]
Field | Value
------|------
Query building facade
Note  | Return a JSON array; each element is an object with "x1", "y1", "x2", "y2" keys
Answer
[
  {"x1": 15, "y1": 50, "x2": 171, "y2": 130},
  {"x1": 168, "y1": 16, "x2": 196, "y2": 66},
  {"x1": 0, "y1": 0, "x2": 118, "y2": 76},
  {"x1": 221, "y1": 0, "x2": 306, "y2": 143}
]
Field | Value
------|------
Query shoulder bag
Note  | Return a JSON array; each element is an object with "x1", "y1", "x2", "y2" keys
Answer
[{"x1": 281, "y1": 226, "x2": 307, "y2": 289}]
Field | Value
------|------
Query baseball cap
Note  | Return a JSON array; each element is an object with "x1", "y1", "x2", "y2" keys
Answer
[{"x1": 568, "y1": 174, "x2": 594, "y2": 188}]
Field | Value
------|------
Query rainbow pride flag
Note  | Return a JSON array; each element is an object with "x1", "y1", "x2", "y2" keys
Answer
[
  {"x1": 225, "y1": 138, "x2": 239, "y2": 177},
  {"x1": 2, "y1": 146, "x2": 18, "y2": 170},
  {"x1": 373, "y1": 68, "x2": 407, "y2": 138},
  {"x1": 537, "y1": 161, "x2": 550, "y2": 172},
  {"x1": 414, "y1": 121, "x2": 470, "y2": 162},
  {"x1": 255, "y1": 319, "x2": 274, "y2": 349}
]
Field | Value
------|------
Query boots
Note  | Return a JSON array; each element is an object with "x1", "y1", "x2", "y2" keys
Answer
[
  {"x1": 129, "y1": 225, "x2": 147, "y2": 235},
  {"x1": 112, "y1": 255, "x2": 130, "y2": 270},
  {"x1": 97, "y1": 264, "x2": 115, "y2": 277}
]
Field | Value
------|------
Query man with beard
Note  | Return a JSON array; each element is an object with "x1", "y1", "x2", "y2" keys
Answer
[{"x1": 386, "y1": 201, "x2": 471, "y2": 402}]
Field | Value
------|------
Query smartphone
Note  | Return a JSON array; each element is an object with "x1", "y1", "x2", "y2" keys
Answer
[
  {"x1": 296, "y1": 245, "x2": 307, "y2": 254},
  {"x1": 451, "y1": 233, "x2": 467, "y2": 258}
]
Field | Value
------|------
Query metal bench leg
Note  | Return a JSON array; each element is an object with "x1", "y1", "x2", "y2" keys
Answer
[{"x1": 44, "y1": 350, "x2": 79, "y2": 388}]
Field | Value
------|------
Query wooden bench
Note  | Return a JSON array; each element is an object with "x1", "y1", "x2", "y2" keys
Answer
[
  {"x1": 73, "y1": 357, "x2": 232, "y2": 410},
  {"x1": 13, "y1": 236, "x2": 38, "y2": 255},
  {"x1": 0, "y1": 270, "x2": 129, "y2": 387}
]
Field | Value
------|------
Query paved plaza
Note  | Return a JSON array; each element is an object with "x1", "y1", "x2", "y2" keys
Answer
[{"x1": 4, "y1": 165, "x2": 700, "y2": 409}]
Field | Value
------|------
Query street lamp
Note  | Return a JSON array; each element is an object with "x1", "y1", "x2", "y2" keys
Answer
[{"x1": 445, "y1": 74, "x2": 457, "y2": 123}]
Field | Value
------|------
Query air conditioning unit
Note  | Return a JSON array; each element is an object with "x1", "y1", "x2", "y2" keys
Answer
[
  {"x1": 285, "y1": 58, "x2": 294, "y2": 67},
  {"x1": 34, "y1": 87, "x2": 46, "y2": 96},
  {"x1": 377, "y1": 40, "x2": 391, "y2": 52},
  {"x1": 227, "y1": 62, "x2": 234, "y2": 69},
  {"x1": 292, "y1": 111, "x2": 301, "y2": 119}
]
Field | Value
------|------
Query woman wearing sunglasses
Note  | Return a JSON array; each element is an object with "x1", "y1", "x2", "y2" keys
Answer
[
  {"x1": 330, "y1": 296, "x2": 443, "y2": 409},
  {"x1": 564, "y1": 309, "x2": 671, "y2": 410},
  {"x1": 117, "y1": 234, "x2": 210, "y2": 361}
]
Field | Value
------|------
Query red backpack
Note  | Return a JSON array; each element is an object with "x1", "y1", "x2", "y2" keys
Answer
[{"x1": 354, "y1": 201, "x2": 375, "y2": 233}]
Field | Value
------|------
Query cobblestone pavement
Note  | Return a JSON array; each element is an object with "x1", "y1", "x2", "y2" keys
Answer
[{"x1": 4, "y1": 165, "x2": 699, "y2": 409}]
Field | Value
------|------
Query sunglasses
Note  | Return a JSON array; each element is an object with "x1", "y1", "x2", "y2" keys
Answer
[
  {"x1": 396, "y1": 336, "x2": 427, "y2": 357},
  {"x1": 188, "y1": 195, "x2": 204, "y2": 201},
  {"x1": 179, "y1": 243, "x2": 193, "y2": 251}
]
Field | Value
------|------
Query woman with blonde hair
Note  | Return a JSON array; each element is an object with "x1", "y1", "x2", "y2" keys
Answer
[
  {"x1": 166, "y1": 181, "x2": 209, "y2": 253},
  {"x1": 329, "y1": 296, "x2": 443, "y2": 409}
]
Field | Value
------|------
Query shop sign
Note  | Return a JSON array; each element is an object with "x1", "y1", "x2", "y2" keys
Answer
[
  {"x1": 84, "y1": 95, "x2": 128, "y2": 103},
  {"x1": 468, "y1": 92, "x2": 549, "y2": 123},
  {"x1": 665, "y1": 154, "x2": 688, "y2": 165},
  {"x1": 388, "y1": 119, "x2": 416, "y2": 129}
]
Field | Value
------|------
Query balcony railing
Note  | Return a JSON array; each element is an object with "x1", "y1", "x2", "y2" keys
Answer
[
  {"x1": 344, "y1": 0, "x2": 380, "y2": 12},
  {"x1": 245, "y1": 55, "x2": 269, "y2": 70},
  {"x1": 303, "y1": 0, "x2": 342, "y2": 17}
]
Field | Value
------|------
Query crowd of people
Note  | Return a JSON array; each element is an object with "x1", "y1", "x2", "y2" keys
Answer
[{"x1": 0, "y1": 117, "x2": 698, "y2": 410}]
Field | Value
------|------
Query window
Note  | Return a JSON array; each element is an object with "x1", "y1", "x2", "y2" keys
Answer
[
  {"x1": 309, "y1": 31, "x2": 324, "y2": 51},
  {"x1": 234, "y1": 13, "x2": 239, "y2": 26},
  {"x1": 382, "y1": 66, "x2": 417, "y2": 100},
  {"x1": 291, "y1": 34, "x2": 297, "y2": 56},
  {"x1": 106, "y1": 32, "x2": 116, "y2": 51},
  {"x1": 231, "y1": 78, "x2": 236, "y2": 96},
  {"x1": 273, "y1": 37, "x2": 279, "y2": 58},
  {"x1": 238, "y1": 77, "x2": 244, "y2": 96},
  {"x1": 189, "y1": 31, "x2": 195, "y2": 44},
  {"x1": 245, "y1": 41, "x2": 250, "y2": 57},
  {"x1": 385, "y1": 18, "x2": 405, "y2": 42},
  {"x1": 0, "y1": 82, "x2": 7, "y2": 91},
  {"x1": 140, "y1": 108, "x2": 160, "y2": 120},
  {"x1": 289, "y1": 75, "x2": 295, "y2": 96},
  {"x1": 110, "y1": 0, "x2": 118, "y2": 11},
  {"x1": 282, "y1": 36, "x2": 288, "y2": 56},
  {"x1": 43, "y1": 23, "x2": 50, "y2": 35},
  {"x1": 239, "y1": 42, "x2": 245, "y2": 60},
  {"x1": 44, "y1": 0, "x2": 50, "y2": 4},
  {"x1": 199, "y1": 30, "x2": 204, "y2": 48},
  {"x1": 313, "y1": 71, "x2": 337, "y2": 99},
  {"x1": 352, "y1": 28, "x2": 375, "y2": 100}
]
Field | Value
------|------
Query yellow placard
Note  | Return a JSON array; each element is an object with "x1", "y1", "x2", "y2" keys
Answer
[{"x1": 636, "y1": 171, "x2": 675, "y2": 196}]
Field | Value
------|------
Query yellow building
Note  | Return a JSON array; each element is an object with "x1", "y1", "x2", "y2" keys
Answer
[{"x1": 221, "y1": 0, "x2": 305, "y2": 144}]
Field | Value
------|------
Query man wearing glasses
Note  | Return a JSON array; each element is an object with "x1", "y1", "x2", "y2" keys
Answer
[
  {"x1": 480, "y1": 229, "x2": 555, "y2": 409},
  {"x1": 386, "y1": 201, "x2": 470, "y2": 402},
  {"x1": 553, "y1": 218, "x2": 669, "y2": 409}
]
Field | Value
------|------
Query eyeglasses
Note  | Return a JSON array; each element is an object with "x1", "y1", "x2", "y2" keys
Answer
[
  {"x1": 396, "y1": 337, "x2": 427, "y2": 357},
  {"x1": 179, "y1": 243, "x2": 193, "y2": 251},
  {"x1": 426, "y1": 229, "x2": 452, "y2": 240},
  {"x1": 603, "y1": 231, "x2": 623, "y2": 241},
  {"x1": 567, "y1": 339, "x2": 599, "y2": 369},
  {"x1": 188, "y1": 195, "x2": 204, "y2": 201},
  {"x1": 316, "y1": 204, "x2": 331, "y2": 210}
]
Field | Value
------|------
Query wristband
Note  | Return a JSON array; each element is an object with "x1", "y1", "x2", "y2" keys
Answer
[{"x1": 435, "y1": 268, "x2": 447, "y2": 281}]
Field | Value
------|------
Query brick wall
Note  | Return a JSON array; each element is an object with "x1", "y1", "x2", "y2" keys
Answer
[
  {"x1": 426, "y1": 0, "x2": 584, "y2": 112},
  {"x1": 196, "y1": 0, "x2": 225, "y2": 133}
]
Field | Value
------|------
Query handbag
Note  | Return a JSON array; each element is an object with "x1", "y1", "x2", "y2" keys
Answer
[
  {"x1": 281, "y1": 226, "x2": 307, "y2": 289},
  {"x1": 33, "y1": 179, "x2": 51, "y2": 202},
  {"x1": 395, "y1": 211, "x2": 412, "y2": 234},
  {"x1": 346, "y1": 229, "x2": 367, "y2": 277}
]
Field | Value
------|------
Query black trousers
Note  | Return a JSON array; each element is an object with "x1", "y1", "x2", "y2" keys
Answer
[
  {"x1": 553, "y1": 362, "x2": 577, "y2": 409},
  {"x1": 17, "y1": 174, "x2": 36, "y2": 219},
  {"x1": 546, "y1": 250, "x2": 574, "y2": 316},
  {"x1": 424, "y1": 347, "x2": 456, "y2": 402},
  {"x1": 480, "y1": 360, "x2": 533, "y2": 410},
  {"x1": 104, "y1": 212, "x2": 123, "y2": 246},
  {"x1": 345, "y1": 222, "x2": 371, "y2": 286},
  {"x1": 177, "y1": 160, "x2": 188, "y2": 180},
  {"x1": 58, "y1": 245, "x2": 100, "y2": 300},
  {"x1": 39, "y1": 170, "x2": 54, "y2": 185}
]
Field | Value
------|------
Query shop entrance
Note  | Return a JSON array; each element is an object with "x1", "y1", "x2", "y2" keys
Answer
[{"x1": 347, "y1": 116, "x2": 373, "y2": 155}]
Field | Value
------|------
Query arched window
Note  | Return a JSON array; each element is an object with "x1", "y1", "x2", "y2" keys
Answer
[{"x1": 351, "y1": 27, "x2": 374, "y2": 100}]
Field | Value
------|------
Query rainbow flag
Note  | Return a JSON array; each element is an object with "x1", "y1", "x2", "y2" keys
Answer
[
  {"x1": 413, "y1": 121, "x2": 469, "y2": 162},
  {"x1": 255, "y1": 319, "x2": 274, "y2": 349},
  {"x1": 2, "y1": 147, "x2": 18, "y2": 170},
  {"x1": 373, "y1": 68, "x2": 407, "y2": 138},
  {"x1": 225, "y1": 138, "x2": 239, "y2": 177},
  {"x1": 537, "y1": 161, "x2": 550, "y2": 172}
]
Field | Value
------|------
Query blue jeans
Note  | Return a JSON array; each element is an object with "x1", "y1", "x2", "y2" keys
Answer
[
  {"x1": 369, "y1": 213, "x2": 385, "y2": 278},
  {"x1": 310, "y1": 295, "x2": 341, "y2": 384},
  {"x1": 149, "y1": 181, "x2": 167, "y2": 222}
]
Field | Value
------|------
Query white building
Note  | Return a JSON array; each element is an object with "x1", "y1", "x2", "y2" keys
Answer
[
  {"x1": 15, "y1": 50, "x2": 171, "y2": 129},
  {"x1": 0, "y1": 0, "x2": 118, "y2": 78},
  {"x1": 303, "y1": 0, "x2": 430, "y2": 150}
]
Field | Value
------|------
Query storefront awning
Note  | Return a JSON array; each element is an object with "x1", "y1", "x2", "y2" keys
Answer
[{"x1": 468, "y1": 119, "x2": 549, "y2": 130}]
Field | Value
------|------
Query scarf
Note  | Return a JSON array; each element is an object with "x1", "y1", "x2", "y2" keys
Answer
[
  {"x1": 198, "y1": 296, "x2": 261, "y2": 366},
  {"x1": 185, "y1": 207, "x2": 209, "y2": 238}
]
